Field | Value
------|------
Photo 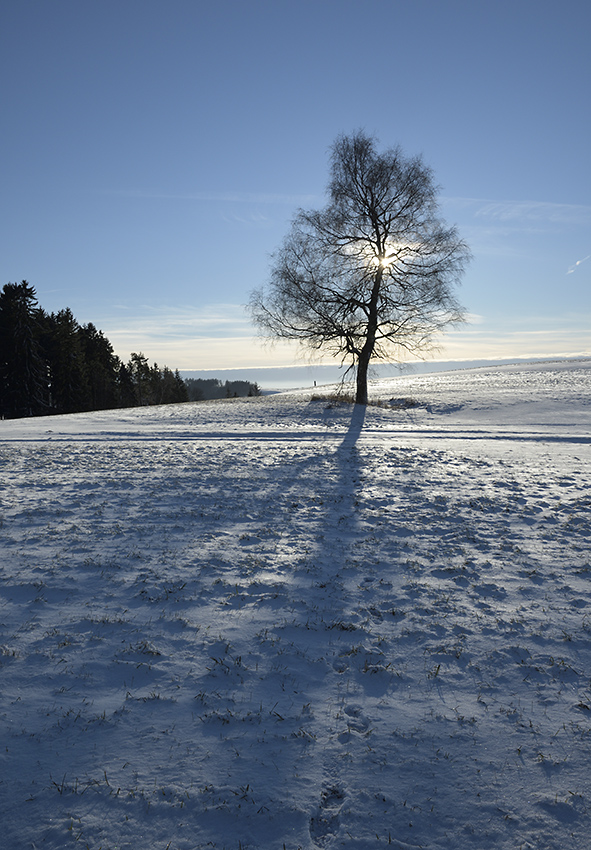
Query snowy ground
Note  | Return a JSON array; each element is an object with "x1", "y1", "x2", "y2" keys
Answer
[{"x1": 1, "y1": 359, "x2": 590, "y2": 850}]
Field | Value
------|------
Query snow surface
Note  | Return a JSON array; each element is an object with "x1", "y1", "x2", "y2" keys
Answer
[{"x1": 1, "y1": 359, "x2": 590, "y2": 850}]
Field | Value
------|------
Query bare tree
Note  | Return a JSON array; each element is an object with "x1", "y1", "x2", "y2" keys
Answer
[{"x1": 249, "y1": 131, "x2": 471, "y2": 405}]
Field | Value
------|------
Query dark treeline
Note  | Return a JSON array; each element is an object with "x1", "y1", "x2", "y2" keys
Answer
[
  {"x1": 184, "y1": 378, "x2": 261, "y2": 401},
  {"x1": 0, "y1": 281, "x2": 188, "y2": 419}
]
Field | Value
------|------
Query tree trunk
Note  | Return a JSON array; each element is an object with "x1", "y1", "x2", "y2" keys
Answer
[
  {"x1": 355, "y1": 349, "x2": 370, "y2": 405},
  {"x1": 355, "y1": 271, "x2": 382, "y2": 405}
]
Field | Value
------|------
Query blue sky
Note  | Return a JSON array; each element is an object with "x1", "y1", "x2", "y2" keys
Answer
[{"x1": 2, "y1": 0, "x2": 589, "y2": 382}]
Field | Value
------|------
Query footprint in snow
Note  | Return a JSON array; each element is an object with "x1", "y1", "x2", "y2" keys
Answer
[
  {"x1": 310, "y1": 785, "x2": 346, "y2": 847},
  {"x1": 332, "y1": 657, "x2": 349, "y2": 673},
  {"x1": 337, "y1": 704, "x2": 370, "y2": 743}
]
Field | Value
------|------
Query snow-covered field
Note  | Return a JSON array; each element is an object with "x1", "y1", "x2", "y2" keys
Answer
[{"x1": 1, "y1": 359, "x2": 590, "y2": 850}]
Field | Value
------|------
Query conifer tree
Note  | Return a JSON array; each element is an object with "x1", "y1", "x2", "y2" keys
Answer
[{"x1": 0, "y1": 282, "x2": 47, "y2": 418}]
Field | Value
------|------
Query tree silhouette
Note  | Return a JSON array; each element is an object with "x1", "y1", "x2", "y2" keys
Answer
[
  {"x1": 250, "y1": 131, "x2": 470, "y2": 404},
  {"x1": 0, "y1": 281, "x2": 46, "y2": 417}
]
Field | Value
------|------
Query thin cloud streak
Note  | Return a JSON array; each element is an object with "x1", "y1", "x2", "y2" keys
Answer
[
  {"x1": 443, "y1": 314, "x2": 591, "y2": 361},
  {"x1": 567, "y1": 255, "x2": 590, "y2": 274},
  {"x1": 104, "y1": 303, "x2": 252, "y2": 337},
  {"x1": 443, "y1": 196, "x2": 591, "y2": 226},
  {"x1": 99, "y1": 189, "x2": 321, "y2": 205},
  {"x1": 441, "y1": 196, "x2": 591, "y2": 265},
  {"x1": 107, "y1": 333, "x2": 303, "y2": 371}
]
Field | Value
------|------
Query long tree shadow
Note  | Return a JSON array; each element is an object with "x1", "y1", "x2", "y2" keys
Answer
[
  {"x1": 15, "y1": 400, "x2": 373, "y2": 849},
  {"x1": 340, "y1": 402, "x2": 366, "y2": 447}
]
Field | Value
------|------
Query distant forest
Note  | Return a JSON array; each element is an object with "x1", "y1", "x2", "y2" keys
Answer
[
  {"x1": 0, "y1": 281, "x2": 260, "y2": 419},
  {"x1": 184, "y1": 378, "x2": 261, "y2": 401}
]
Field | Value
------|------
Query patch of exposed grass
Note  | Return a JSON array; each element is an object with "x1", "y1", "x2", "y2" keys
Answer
[{"x1": 311, "y1": 393, "x2": 419, "y2": 410}]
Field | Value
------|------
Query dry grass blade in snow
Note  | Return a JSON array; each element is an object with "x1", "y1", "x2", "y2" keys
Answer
[{"x1": 0, "y1": 359, "x2": 590, "y2": 849}]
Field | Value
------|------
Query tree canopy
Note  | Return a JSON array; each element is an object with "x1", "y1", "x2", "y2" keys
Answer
[{"x1": 250, "y1": 131, "x2": 471, "y2": 404}]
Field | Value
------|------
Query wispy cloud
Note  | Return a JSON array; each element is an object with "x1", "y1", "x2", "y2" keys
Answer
[
  {"x1": 440, "y1": 197, "x2": 591, "y2": 262},
  {"x1": 567, "y1": 255, "x2": 590, "y2": 274},
  {"x1": 95, "y1": 302, "x2": 336, "y2": 369},
  {"x1": 220, "y1": 210, "x2": 271, "y2": 226},
  {"x1": 105, "y1": 303, "x2": 252, "y2": 339},
  {"x1": 443, "y1": 196, "x2": 591, "y2": 226},
  {"x1": 474, "y1": 200, "x2": 591, "y2": 225},
  {"x1": 99, "y1": 189, "x2": 321, "y2": 206},
  {"x1": 442, "y1": 313, "x2": 591, "y2": 362}
]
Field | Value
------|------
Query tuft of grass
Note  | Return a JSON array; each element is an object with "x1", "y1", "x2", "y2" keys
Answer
[
  {"x1": 385, "y1": 396, "x2": 420, "y2": 410},
  {"x1": 311, "y1": 392, "x2": 356, "y2": 406},
  {"x1": 311, "y1": 392, "x2": 419, "y2": 410}
]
